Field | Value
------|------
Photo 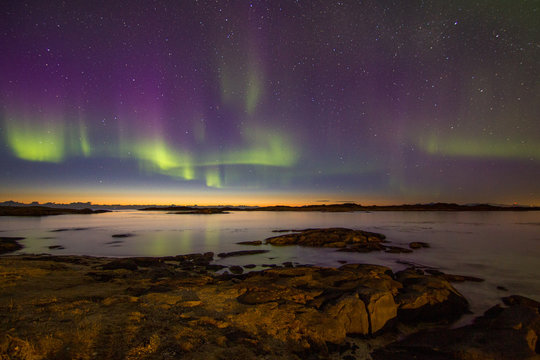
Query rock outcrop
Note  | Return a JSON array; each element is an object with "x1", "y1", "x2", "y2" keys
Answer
[
  {"x1": 395, "y1": 268, "x2": 470, "y2": 322},
  {"x1": 265, "y1": 228, "x2": 386, "y2": 250},
  {"x1": 0, "y1": 255, "x2": 473, "y2": 359}
]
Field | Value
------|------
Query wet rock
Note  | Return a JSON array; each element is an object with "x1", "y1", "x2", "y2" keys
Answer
[
  {"x1": 236, "y1": 240, "x2": 262, "y2": 245},
  {"x1": 111, "y1": 233, "x2": 134, "y2": 238},
  {"x1": 229, "y1": 266, "x2": 244, "y2": 274},
  {"x1": 497, "y1": 285, "x2": 508, "y2": 291},
  {"x1": 217, "y1": 250, "x2": 269, "y2": 258},
  {"x1": 502, "y1": 295, "x2": 540, "y2": 309},
  {"x1": 206, "y1": 264, "x2": 227, "y2": 271},
  {"x1": 244, "y1": 264, "x2": 256, "y2": 269},
  {"x1": 282, "y1": 261, "x2": 294, "y2": 267},
  {"x1": 48, "y1": 245, "x2": 65, "y2": 250},
  {"x1": 395, "y1": 268, "x2": 469, "y2": 322},
  {"x1": 409, "y1": 241, "x2": 430, "y2": 249},
  {"x1": 424, "y1": 269, "x2": 484, "y2": 282},
  {"x1": 384, "y1": 246, "x2": 413, "y2": 253},
  {"x1": 0, "y1": 237, "x2": 24, "y2": 254}
]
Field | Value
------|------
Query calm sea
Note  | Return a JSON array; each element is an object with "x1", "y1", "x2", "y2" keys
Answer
[{"x1": 1, "y1": 210, "x2": 539, "y2": 321}]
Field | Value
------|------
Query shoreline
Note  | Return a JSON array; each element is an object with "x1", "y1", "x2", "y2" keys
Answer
[{"x1": 1, "y1": 252, "x2": 538, "y2": 359}]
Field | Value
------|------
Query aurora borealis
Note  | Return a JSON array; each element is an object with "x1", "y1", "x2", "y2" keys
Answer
[{"x1": 1, "y1": 1, "x2": 539, "y2": 205}]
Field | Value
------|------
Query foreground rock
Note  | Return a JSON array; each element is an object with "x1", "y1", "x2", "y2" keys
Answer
[
  {"x1": 395, "y1": 269, "x2": 470, "y2": 322},
  {"x1": 373, "y1": 295, "x2": 540, "y2": 360},
  {"x1": 0, "y1": 255, "x2": 475, "y2": 359}
]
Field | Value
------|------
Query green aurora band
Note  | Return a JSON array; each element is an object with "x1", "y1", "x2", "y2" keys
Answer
[
  {"x1": 3, "y1": 115, "x2": 299, "y2": 188},
  {"x1": 5, "y1": 117, "x2": 92, "y2": 163},
  {"x1": 418, "y1": 135, "x2": 540, "y2": 160}
]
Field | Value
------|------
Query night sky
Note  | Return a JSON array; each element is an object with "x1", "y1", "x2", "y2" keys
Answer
[{"x1": 1, "y1": 1, "x2": 539, "y2": 205}]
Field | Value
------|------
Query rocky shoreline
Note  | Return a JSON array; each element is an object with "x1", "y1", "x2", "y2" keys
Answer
[{"x1": 1, "y1": 251, "x2": 538, "y2": 359}]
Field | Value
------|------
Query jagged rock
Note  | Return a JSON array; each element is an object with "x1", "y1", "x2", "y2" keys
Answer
[
  {"x1": 357, "y1": 288, "x2": 398, "y2": 334},
  {"x1": 236, "y1": 264, "x2": 401, "y2": 338},
  {"x1": 395, "y1": 268, "x2": 469, "y2": 322}
]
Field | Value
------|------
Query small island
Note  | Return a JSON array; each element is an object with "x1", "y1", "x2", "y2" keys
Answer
[{"x1": 0, "y1": 206, "x2": 109, "y2": 217}]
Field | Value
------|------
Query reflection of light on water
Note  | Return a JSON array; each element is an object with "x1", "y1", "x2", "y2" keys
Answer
[
  {"x1": 179, "y1": 230, "x2": 192, "y2": 254},
  {"x1": 204, "y1": 228, "x2": 220, "y2": 247}
]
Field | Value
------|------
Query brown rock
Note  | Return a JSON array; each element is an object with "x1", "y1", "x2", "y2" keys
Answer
[
  {"x1": 357, "y1": 288, "x2": 398, "y2": 334},
  {"x1": 395, "y1": 269, "x2": 469, "y2": 322}
]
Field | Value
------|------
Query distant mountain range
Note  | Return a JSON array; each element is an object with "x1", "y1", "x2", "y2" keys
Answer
[{"x1": 4, "y1": 200, "x2": 536, "y2": 212}]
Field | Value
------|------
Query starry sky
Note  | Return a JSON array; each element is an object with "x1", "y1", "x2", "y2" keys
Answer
[{"x1": 1, "y1": 1, "x2": 539, "y2": 205}]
